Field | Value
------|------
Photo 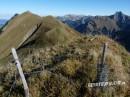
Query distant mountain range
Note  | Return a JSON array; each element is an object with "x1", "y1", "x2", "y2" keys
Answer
[
  {"x1": 0, "y1": 19, "x2": 7, "y2": 28},
  {"x1": 57, "y1": 11, "x2": 130, "y2": 51}
]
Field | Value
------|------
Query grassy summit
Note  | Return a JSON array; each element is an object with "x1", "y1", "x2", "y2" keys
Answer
[
  {"x1": 0, "y1": 12, "x2": 78, "y2": 60},
  {"x1": 22, "y1": 16, "x2": 79, "y2": 48}
]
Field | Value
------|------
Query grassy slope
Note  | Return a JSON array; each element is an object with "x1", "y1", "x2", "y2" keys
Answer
[
  {"x1": 0, "y1": 11, "x2": 42, "y2": 59},
  {"x1": 0, "y1": 14, "x2": 79, "y2": 60},
  {"x1": 22, "y1": 16, "x2": 79, "y2": 48},
  {"x1": 0, "y1": 35, "x2": 129, "y2": 97},
  {"x1": 37, "y1": 16, "x2": 79, "y2": 46}
]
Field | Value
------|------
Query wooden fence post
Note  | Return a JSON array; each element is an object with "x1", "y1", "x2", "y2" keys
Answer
[
  {"x1": 11, "y1": 48, "x2": 29, "y2": 97},
  {"x1": 101, "y1": 43, "x2": 108, "y2": 65}
]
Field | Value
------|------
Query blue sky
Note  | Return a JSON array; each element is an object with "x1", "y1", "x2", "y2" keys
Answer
[{"x1": 0, "y1": 0, "x2": 130, "y2": 19}]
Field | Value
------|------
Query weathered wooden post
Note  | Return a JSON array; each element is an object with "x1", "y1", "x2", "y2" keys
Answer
[
  {"x1": 11, "y1": 48, "x2": 29, "y2": 97},
  {"x1": 101, "y1": 43, "x2": 108, "y2": 65},
  {"x1": 100, "y1": 43, "x2": 109, "y2": 82}
]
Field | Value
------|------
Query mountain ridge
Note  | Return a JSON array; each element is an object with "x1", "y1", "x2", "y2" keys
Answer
[
  {"x1": 0, "y1": 11, "x2": 79, "y2": 60},
  {"x1": 57, "y1": 11, "x2": 130, "y2": 51}
]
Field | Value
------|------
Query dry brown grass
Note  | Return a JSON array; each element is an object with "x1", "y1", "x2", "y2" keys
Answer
[{"x1": 0, "y1": 35, "x2": 129, "y2": 97}]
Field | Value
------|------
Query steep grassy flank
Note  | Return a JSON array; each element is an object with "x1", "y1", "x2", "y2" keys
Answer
[
  {"x1": 36, "y1": 16, "x2": 79, "y2": 46},
  {"x1": 22, "y1": 16, "x2": 79, "y2": 48},
  {"x1": 0, "y1": 13, "x2": 79, "y2": 60},
  {"x1": 0, "y1": 35, "x2": 129, "y2": 97},
  {"x1": 0, "y1": 11, "x2": 42, "y2": 59}
]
